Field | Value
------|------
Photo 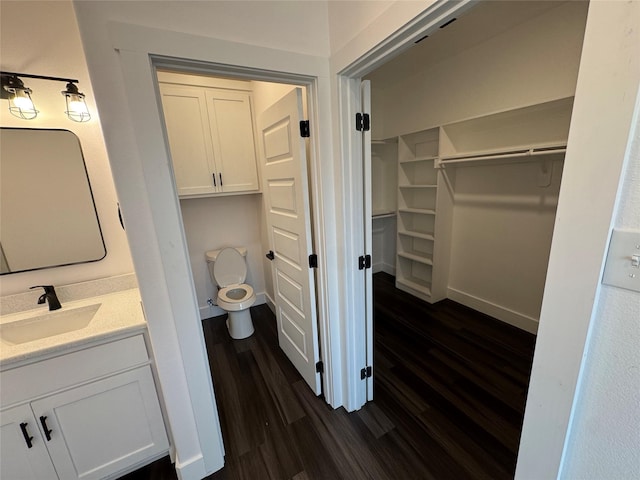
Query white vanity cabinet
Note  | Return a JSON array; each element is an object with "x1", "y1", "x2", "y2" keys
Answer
[
  {"x1": 0, "y1": 334, "x2": 169, "y2": 480},
  {"x1": 1, "y1": 403, "x2": 59, "y2": 478},
  {"x1": 159, "y1": 80, "x2": 260, "y2": 197}
]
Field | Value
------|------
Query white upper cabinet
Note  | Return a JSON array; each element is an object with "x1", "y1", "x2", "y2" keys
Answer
[
  {"x1": 159, "y1": 76, "x2": 260, "y2": 198},
  {"x1": 205, "y1": 89, "x2": 260, "y2": 193}
]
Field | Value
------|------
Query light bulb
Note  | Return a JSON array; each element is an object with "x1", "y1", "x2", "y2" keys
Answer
[
  {"x1": 68, "y1": 96, "x2": 89, "y2": 115},
  {"x1": 13, "y1": 90, "x2": 34, "y2": 110}
]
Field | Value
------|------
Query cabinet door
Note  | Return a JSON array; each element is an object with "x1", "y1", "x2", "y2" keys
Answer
[
  {"x1": 31, "y1": 366, "x2": 168, "y2": 480},
  {"x1": 159, "y1": 83, "x2": 218, "y2": 196},
  {"x1": 205, "y1": 89, "x2": 260, "y2": 193},
  {"x1": 0, "y1": 404, "x2": 59, "y2": 479}
]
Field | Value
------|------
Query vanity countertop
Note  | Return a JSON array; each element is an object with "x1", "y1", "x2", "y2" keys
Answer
[{"x1": 0, "y1": 288, "x2": 146, "y2": 368}]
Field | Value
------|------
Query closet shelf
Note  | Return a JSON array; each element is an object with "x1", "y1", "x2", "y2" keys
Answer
[
  {"x1": 399, "y1": 184, "x2": 437, "y2": 189},
  {"x1": 372, "y1": 211, "x2": 396, "y2": 219},
  {"x1": 399, "y1": 155, "x2": 438, "y2": 164},
  {"x1": 437, "y1": 144, "x2": 566, "y2": 167},
  {"x1": 399, "y1": 208, "x2": 437, "y2": 215},
  {"x1": 396, "y1": 277, "x2": 432, "y2": 296},
  {"x1": 398, "y1": 251, "x2": 433, "y2": 266},
  {"x1": 372, "y1": 138, "x2": 398, "y2": 145},
  {"x1": 398, "y1": 230, "x2": 435, "y2": 241}
]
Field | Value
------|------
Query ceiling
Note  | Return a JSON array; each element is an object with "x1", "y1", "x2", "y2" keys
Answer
[{"x1": 365, "y1": 1, "x2": 574, "y2": 89}]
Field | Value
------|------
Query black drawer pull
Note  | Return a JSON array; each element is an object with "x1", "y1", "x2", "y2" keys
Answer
[
  {"x1": 20, "y1": 422, "x2": 34, "y2": 448},
  {"x1": 39, "y1": 416, "x2": 53, "y2": 441}
]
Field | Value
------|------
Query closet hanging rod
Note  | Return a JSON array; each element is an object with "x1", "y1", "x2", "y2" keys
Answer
[{"x1": 438, "y1": 146, "x2": 566, "y2": 166}]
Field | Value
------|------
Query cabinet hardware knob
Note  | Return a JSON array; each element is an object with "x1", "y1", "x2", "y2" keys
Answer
[
  {"x1": 39, "y1": 416, "x2": 53, "y2": 441},
  {"x1": 212, "y1": 173, "x2": 217, "y2": 187},
  {"x1": 219, "y1": 173, "x2": 223, "y2": 186},
  {"x1": 20, "y1": 422, "x2": 34, "y2": 448}
]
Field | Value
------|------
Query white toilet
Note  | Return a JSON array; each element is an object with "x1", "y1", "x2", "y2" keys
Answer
[{"x1": 206, "y1": 247, "x2": 256, "y2": 339}]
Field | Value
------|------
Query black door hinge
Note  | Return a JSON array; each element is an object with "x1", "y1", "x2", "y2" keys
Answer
[
  {"x1": 316, "y1": 361, "x2": 324, "y2": 374},
  {"x1": 358, "y1": 254, "x2": 371, "y2": 270},
  {"x1": 360, "y1": 366, "x2": 372, "y2": 379},
  {"x1": 300, "y1": 120, "x2": 310, "y2": 137},
  {"x1": 356, "y1": 112, "x2": 370, "y2": 132},
  {"x1": 309, "y1": 253, "x2": 318, "y2": 268}
]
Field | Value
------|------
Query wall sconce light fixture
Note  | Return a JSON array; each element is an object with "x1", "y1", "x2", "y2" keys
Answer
[{"x1": 1, "y1": 71, "x2": 91, "y2": 122}]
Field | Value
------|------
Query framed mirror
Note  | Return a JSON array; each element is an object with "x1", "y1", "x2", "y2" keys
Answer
[{"x1": 0, "y1": 128, "x2": 106, "y2": 274}]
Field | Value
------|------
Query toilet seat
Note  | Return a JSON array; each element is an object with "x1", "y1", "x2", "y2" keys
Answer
[
  {"x1": 217, "y1": 284, "x2": 256, "y2": 311},
  {"x1": 213, "y1": 248, "x2": 255, "y2": 311}
]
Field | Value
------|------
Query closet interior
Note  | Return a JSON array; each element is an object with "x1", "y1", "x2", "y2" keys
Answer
[{"x1": 367, "y1": 0, "x2": 589, "y2": 334}]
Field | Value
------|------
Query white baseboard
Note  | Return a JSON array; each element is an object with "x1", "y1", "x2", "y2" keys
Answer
[
  {"x1": 373, "y1": 262, "x2": 395, "y2": 275},
  {"x1": 382, "y1": 263, "x2": 395, "y2": 276},
  {"x1": 175, "y1": 453, "x2": 207, "y2": 480},
  {"x1": 199, "y1": 293, "x2": 267, "y2": 320},
  {"x1": 264, "y1": 292, "x2": 276, "y2": 314},
  {"x1": 447, "y1": 288, "x2": 539, "y2": 334}
]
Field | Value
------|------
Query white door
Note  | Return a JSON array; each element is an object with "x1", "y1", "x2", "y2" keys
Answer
[
  {"x1": 361, "y1": 80, "x2": 374, "y2": 401},
  {"x1": 31, "y1": 367, "x2": 169, "y2": 480},
  {"x1": 258, "y1": 88, "x2": 321, "y2": 395},
  {"x1": 205, "y1": 89, "x2": 260, "y2": 193},
  {"x1": 0, "y1": 404, "x2": 58, "y2": 480},
  {"x1": 159, "y1": 84, "x2": 218, "y2": 196}
]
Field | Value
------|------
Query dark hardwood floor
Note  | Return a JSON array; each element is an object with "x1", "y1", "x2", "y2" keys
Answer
[{"x1": 122, "y1": 272, "x2": 536, "y2": 479}]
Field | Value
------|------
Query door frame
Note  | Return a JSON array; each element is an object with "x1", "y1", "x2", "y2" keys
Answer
[
  {"x1": 335, "y1": 1, "x2": 639, "y2": 479},
  {"x1": 96, "y1": 23, "x2": 342, "y2": 477},
  {"x1": 335, "y1": 0, "x2": 475, "y2": 412}
]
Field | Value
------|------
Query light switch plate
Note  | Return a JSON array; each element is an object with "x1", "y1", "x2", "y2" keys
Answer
[{"x1": 602, "y1": 228, "x2": 640, "y2": 292}]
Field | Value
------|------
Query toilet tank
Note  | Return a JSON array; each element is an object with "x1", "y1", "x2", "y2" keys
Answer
[{"x1": 205, "y1": 247, "x2": 248, "y2": 263}]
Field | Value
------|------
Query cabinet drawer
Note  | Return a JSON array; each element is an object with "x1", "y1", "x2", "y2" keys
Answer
[{"x1": 1, "y1": 335, "x2": 149, "y2": 407}]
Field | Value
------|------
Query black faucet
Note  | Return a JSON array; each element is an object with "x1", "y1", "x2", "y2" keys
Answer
[{"x1": 30, "y1": 285, "x2": 62, "y2": 311}]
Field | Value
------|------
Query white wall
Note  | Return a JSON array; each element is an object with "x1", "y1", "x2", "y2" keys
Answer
[
  {"x1": 180, "y1": 195, "x2": 266, "y2": 317},
  {"x1": 372, "y1": 216, "x2": 396, "y2": 275},
  {"x1": 447, "y1": 160, "x2": 564, "y2": 331},
  {"x1": 327, "y1": 0, "x2": 395, "y2": 55},
  {"x1": 516, "y1": 0, "x2": 640, "y2": 477},
  {"x1": 376, "y1": 1, "x2": 587, "y2": 138},
  {"x1": 329, "y1": 0, "x2": 437, "y2": 71},
  {"x1": 0, "y1": 0, "x2": 133, "y2": 295},
  {"x1": 559, "y1": 100, "x2": 640, "y2": 479}
]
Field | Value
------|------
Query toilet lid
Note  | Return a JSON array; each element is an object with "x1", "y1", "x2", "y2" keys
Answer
[{"x1": 213, "y1": 247, "x2": 247, "y2": 287}]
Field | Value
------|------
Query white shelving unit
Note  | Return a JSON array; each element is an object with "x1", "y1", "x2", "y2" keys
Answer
[
  {"x1": 437, "y1": 97, "x2": 573, "y2": 168},
  {"x1": 371, "y1": 139, "x2": 398, "y2": 274},
  {"x1": 389, "y1": 97, "x2": 574, "y2": 306},
  {"x1": 395, "y1": 128, "x2": 440, "y2": 301},
  {"x1": 371, "y1": 138, "x2": 398, "y2": 217}
]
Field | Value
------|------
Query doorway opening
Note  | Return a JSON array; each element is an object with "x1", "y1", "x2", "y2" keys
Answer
[
  {"x1": 152, "y1": 64, "x2": 328, "y2": 402},
  {"x1": 344, "y1": 0, "x2": 589, "y2": 475}
]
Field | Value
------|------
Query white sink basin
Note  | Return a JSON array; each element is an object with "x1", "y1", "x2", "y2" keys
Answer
[{"x1": 0, "y1": 304, "x2": 101, "y2": 345}]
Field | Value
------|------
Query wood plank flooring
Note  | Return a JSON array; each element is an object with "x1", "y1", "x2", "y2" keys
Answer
[{"x1": 121, "y1": 272, "x2": 536, "y2": 479}]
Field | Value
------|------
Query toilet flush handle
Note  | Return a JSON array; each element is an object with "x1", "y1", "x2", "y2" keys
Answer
[{"x1": 266, "y1": 250, "x2": 275, "y2": 261}]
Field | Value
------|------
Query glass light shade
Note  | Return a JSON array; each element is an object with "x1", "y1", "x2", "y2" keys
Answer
[
  {"x1": 62, "y1": 83, "x2": 91, "y2": 122},
  {"x1": 7, "y1": 88, "x2": 38, "y2": 120}
]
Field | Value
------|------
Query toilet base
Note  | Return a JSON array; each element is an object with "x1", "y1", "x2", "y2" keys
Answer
[{"x1": 226, "y1": 308, "x2": 254, "y2": 339}]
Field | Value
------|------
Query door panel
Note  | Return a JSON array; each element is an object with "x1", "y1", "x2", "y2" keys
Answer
[
  {"x1": 0, "y1": 404, "x2": 58, "y2": 480},
  {"x1": 259, "y1": 88, "x2": 321, "y2": 394},
  {"x1": 205, "y1": 89, "x2": 259, "y2": 192},
  {"x1": 159, "y1": 84, "x2": 217, "y2": 196},
  {"x1": 31, "y1": 367, "x2": 168, "y2": 480},
  {"x1": 362, "y1": 80, "x2": 374, "y2": 401}
]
